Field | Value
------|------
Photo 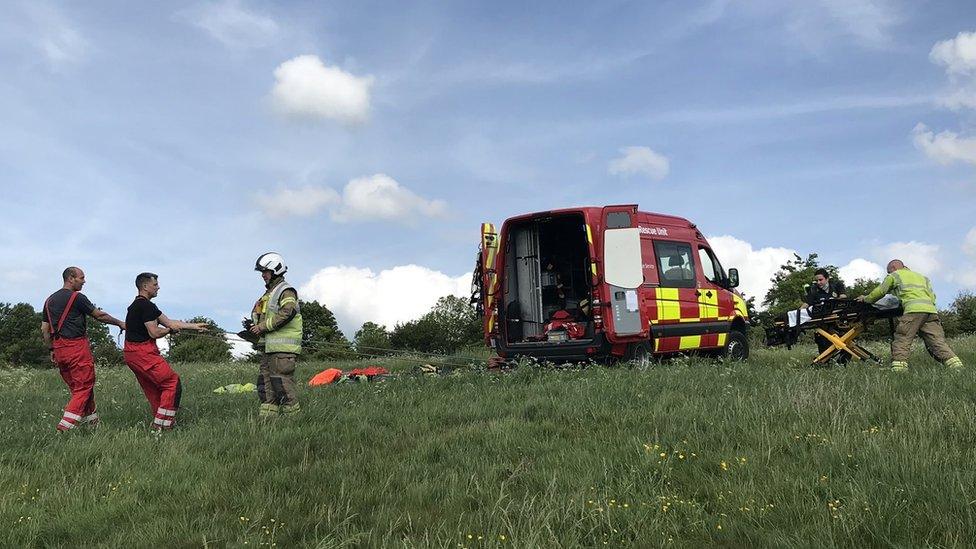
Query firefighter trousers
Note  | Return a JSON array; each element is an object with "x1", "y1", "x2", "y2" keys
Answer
[
  {"x1": 53, "y1": 337, "x2": 97, "y2": 431},
  {"x1": 891, "y1": 313, "x2": 957, "y2": 364},
  {"x1": 124, "y1": 340, "x2": 182, "y2": 429},
  {"x1": 257, "y1": 352, "x2": 298, "y2": 408}
]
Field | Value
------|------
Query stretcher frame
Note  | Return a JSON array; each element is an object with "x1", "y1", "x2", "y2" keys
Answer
[{"x1": 765, "y1": 299, "x2": 901, "y2": 366}]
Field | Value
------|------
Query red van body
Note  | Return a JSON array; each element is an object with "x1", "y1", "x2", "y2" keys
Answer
[{"x1": 472, "y1": 205, "x2": 750, "y2": 363}]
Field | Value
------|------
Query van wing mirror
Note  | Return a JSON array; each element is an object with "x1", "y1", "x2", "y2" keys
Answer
[
  {"x1": 728, "y1": 268, "x2": 740, "y2": 289},
  {"x1": 603, "y1": 228, "x2": 643, "y2": 289}
]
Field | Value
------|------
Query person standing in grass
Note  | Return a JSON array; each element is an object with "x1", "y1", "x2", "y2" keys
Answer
[
  {"x1": 124, "y1": 272, "x2": 208, "y2": 430},
  {"x1": 857, "y1": 259, "x2": 964, "y2": 371},
  {"x1": 42, "y1": 266, "x2": 126, "y2": 431},
  {"x1": 248, "y1": 252, "x2": 303, "y2": 418}
]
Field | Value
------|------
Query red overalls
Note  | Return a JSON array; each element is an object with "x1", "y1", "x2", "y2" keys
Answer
[
  {"x1": 123, "y1": 339, "x2": 181, "y2": 430},
  {"x1": 45, "y1": 292, "x2": 98, "y2": 431}
]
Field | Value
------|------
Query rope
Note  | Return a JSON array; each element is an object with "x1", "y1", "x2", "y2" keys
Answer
[{"x1": 168, "y1": 329, "x2": 491, "y2": 370}]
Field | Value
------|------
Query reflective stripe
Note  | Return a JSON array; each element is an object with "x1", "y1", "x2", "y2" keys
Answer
[
  {"x1": 63, "y1": 411, "x2": 82, "y2": 421},
  {"x1": 82, "y1": 413, "x2": 99, "y2": 422},
  {"x1": 157, "y1": 408, "x2": 177, "y2": 417},
  {"x1": 58, "y1": 419, "x2": 75, "y2": 429},
  {"x1": 902, "y1": 299, "x2": 934, "y2": 306},
  {"x1": 265, "y1": 336, "x2": 301, "y2": 345},
  {"x1": 899, "y1": 284, "x2": 928, "y2": 290},
  {"x1": 153, "y1": 418, "x2": 174, "y2": 426}
]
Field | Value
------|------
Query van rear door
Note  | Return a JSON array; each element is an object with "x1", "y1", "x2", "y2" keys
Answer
[{"x1": 600, "y1": 205, "x2": 646, "y2": 337}]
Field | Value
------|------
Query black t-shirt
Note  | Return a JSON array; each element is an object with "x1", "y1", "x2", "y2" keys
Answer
[
  {"x1": 125, "y1": 297, "x2": 162, "y2": 343},
  {"x1": 806, "y1": 280, "x2": 846, "y2": 304},
  {"x1": 44, "y1": 289, "x2": 96, "y2": 339}
]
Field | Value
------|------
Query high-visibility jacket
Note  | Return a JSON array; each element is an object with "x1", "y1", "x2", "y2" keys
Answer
[
  {"x1": 863, "y1": 268, "x2": 938, "y2": 314},
  {"x1": 252, "y1": 278, "x2": 303, "y2": 354}
]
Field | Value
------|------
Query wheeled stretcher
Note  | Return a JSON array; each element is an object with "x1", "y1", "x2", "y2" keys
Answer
[{"x1": 765, "y1": 296, "x2": 902, "y2": 365}]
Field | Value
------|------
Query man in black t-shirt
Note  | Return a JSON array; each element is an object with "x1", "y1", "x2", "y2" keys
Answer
[
  {"x1": 802, "y1": 268, "x2": 849, "y2": 363},
  {"x1": 41, "y1": 266, "x2": 125, "y2": 431},
  {"x1": 123, "y1": 272, "x2": 207, "y2": 430}
]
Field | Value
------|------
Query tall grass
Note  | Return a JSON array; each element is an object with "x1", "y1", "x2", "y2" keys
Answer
[{"x1": 1, "y1": 337, "x2": 975, "y2": 547}]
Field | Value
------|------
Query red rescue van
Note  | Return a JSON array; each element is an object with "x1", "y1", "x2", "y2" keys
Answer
[{"x1": 472, "y1": 205, "x2": 750, "y2": 364}]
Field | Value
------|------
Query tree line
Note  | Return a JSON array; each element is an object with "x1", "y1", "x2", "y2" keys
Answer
[
  {"x1": 0, "y1": 295, "x2": 481, "y2": 368},
  {"x1": 5, "y1": 256, "x2": 975, "y2": 367}
]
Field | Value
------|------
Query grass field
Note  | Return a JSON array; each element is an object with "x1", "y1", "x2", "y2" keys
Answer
[{"x1": 2, "y1": 336, "x2": 976, "y2": 548}]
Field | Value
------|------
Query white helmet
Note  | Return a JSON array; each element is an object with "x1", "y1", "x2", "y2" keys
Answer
[{"x1": 255, "y1": 252, "x2": 287, "y2": 276}]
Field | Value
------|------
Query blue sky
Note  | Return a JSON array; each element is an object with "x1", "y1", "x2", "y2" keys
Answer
[{"x1": 2, "y1": 0, "x2": 975, "y2": 337}]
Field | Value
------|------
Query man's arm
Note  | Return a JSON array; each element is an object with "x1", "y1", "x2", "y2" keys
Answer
[
  {"x1": 40, "y1": 322, "x2": 55, "y2": 363},
  {"x1": 859, "y1": 275, "x2": 894, "y2": 303},
  {"x1": 253, "y1": 289, "x2": 298, "y2": 334},
  {"x1": 91, "y1": 309, "x2": 126, "y2": 330},
  {"x1": 157, "y1": 313, "x2": 209, "y2": 333}
]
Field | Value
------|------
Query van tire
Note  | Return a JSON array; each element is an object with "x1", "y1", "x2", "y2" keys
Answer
[
  {"x1": 627, "y1": 341, "x2": 653, "y2": 369},
  {"x1": 724, "y1": 330, "x2": 749, "y2": 361}
]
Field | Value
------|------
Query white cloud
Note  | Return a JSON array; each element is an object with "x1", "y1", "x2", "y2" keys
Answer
[
  {"x1": 706, "y1": 235, "x2": 798, "y2": 304},
  {"x1": 254, "y1": 175, "x2": 445, "y2": 224},
  {"x1": 271, "y1": 55, "x2": 373, "y2": 125},
  {"x1": 608, "y1": 146, "x2": 670, "y2": 181},
  {"x1": 930, "y1": 30, "x2": 976, "y2": 76},
  {"x1": 299, "y1": 265, "x2": 471, "y2": 335},
  {"x1": 254, "y1": 185, "x2": 340, "y2": 218},
  {"x1": 332, "y1": 174, "x2": 446, "y2": 223},
  {"x1": 782, "y1": 0, "x2": 900, "y2": 53},
  {"x1": 912, "y1": 123, "x2": 976, "y2": 166},
  {"x1": 181, "y1": 0, "x2": 279, "y2": 49},
  {"x1": 873, "y1": 240, "x2": 942, "y2": 275},
  {"x1": 817, "y1": 0, "x2": 899, "y2": 49},
  {"x1": 964, "y1": 227, "x2": 976, "y2": 257},
  {"x1": 929, "y1": 31, "x2": 976, "y2": 110},
  {"x1": 156, "y1": 334, "x2": 250, "y2": 359},
  {"x1": 21, "y1": 4, "x2": 90, "y2": 70},
  {"x1": 838, "y1": 258, "x2": 885, "y2": 283}
]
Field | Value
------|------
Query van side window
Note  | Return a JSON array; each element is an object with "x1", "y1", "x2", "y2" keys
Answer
[
  {"x1": 698, "y1": 246, "x2": 726, "y2": 285},
  {"x1": 653, "y1": 241, "x2": 696, "y2": 288},
  {"x1": 606, "y1": 212, "x2": 632, "y2": 229}
]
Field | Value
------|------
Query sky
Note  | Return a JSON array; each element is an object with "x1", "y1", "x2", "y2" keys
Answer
[{"x1": 2, "y1": 0, "x2": 975, "y2": 339}]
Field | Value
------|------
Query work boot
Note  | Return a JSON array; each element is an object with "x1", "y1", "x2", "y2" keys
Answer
[
  {"x1": 945, "y1": 357, "x2": 964, "y2": 370},
  {"x1": 891, "y1": 361, "x2": 909, "y2": 372},
  {"x1": 259, "y1": 403, "x2": 280, "y2": 418},
  {"x1": 81, "y1": 413, "x2": 100, "y2": 430},
  {"x1": 280, "y1": 402, "x2": 301, "y2": 416}
]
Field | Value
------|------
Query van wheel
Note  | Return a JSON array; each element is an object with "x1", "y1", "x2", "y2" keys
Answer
[
  {"x1": 724, "y1": 330, "x2": 750, "y2": 361},
  {"x1": 627, "y1": 342, "x2": 653, "y2": 369}
]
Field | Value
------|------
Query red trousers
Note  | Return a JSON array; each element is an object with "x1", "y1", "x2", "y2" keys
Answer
[
  {"x1": 124, "y1": 340, "x2": 181, "y2": 429},
  {"x1": 53, "y1": 337, "x2": 98, "y2": 431}
]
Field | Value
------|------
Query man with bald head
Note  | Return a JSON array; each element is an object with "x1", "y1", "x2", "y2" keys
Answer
[
  {"x1": 858, "y1": 259, "x2": 964, "y2": 371},
  {"x1": 42, "y1": 267, "x2": 126, "y2": 431}
]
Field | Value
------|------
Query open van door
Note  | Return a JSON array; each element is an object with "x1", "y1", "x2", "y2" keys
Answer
[
  {"x1": 600, "y1": 205, "x2": 646, "y2": 337},
  {"x1": 474, "y1": 223, "x2": 500, "y2": 345}
]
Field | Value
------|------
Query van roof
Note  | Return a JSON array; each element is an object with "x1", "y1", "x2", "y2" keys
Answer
[{"x1": 506, "y1": 206, "x2": 695, "y2": 229}]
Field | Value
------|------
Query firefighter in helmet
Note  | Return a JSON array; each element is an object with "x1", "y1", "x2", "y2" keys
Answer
[{"x1": 248, "y1": 252, "x2": 303, "y2": 417}]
